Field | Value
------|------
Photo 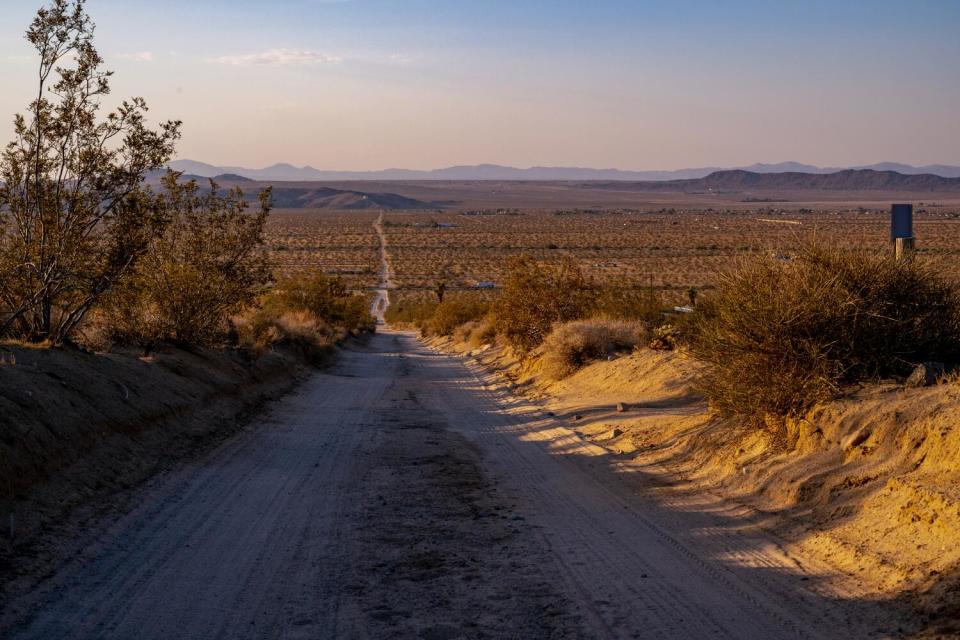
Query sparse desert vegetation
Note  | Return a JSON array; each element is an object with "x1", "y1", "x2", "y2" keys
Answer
[
  {"x1": 375, "y1": 206, "x2": 960, "y2": 306},
  {"x1": 690, "y1": 244, "x2": 960, "y2": 418},
  {"x1": 6, "y1": 1, "x2": 960, "y2": 637}
]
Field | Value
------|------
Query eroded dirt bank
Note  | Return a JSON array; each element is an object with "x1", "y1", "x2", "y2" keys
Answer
[
  {"x1": 2, "y1": 331, "x2": 914, "y2": 639},
  {"x1": 0, "y1": 343, "x2": 309, "y2": 611},
  {"x1": 429, "y1": 335, "x2": 960, "y2": 636}
]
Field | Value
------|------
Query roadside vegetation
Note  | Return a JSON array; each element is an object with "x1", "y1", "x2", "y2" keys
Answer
[
  {"x1": 690, "y1": 244, "x2": 960, "y2": 418},
  {"x1": 0, "y1": 0, "x2": 372, "y2": 358},
  {"x1": 405, "y1": 243, "x2": 960, "y2": 421}
]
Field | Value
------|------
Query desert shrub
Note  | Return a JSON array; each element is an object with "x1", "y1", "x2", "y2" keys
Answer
[
  {"x1": 453, "y1": 320, "x2": 478, "y2": 344},
  {"x1": 540, "y1": 319, "x2": 646, "y2": 380},
  {"x1": 453, "y1": 317, "x2": 497, "y2": 347},
  {"x1": 263, "y1": 271, "x2": 374, "y2": 334},
  {"x1": 0, "y1": 1, "x2": 180, "y2": 344},
  {"x1": 103, "y1": 175, "x2": 271, "y2": 350},
  {"x1": 423, "y1": 298, "x2": 489, "y2": 337},
  {"x1": 234, "y1": 309, "x2": 337, "y2": 365},
  {"x1": 468, "y1": 317, "x2": 498, "y2": 348},
  {"x1": 648, "y1": 323, "x2": 682, "y2": 351},
  {"x1": 492, "y1": 255, "x2": 597, "y2": 353},
  {"x1": 384, "y1": 299, "x2": 437, "y2": 328},
  {"x1": 691, "y1": 245, "x2": 960, "y2": 418}
]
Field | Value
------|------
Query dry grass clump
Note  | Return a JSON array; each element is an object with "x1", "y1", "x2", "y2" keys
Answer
[
  {"x1": 453, "y1": 317, "x2": 498, "y2": 348},
  {"x1": 540, "y1": 319, "x2": 647, "y2": 380},
  {"x1": 232, "y1": 270, "x2": 373, "y2": 364},
  {"x1": 691, "y1": 244, "x2": 960, "y2": 418},
  {"x1": 234, "y1": 309, "x2": 339, "y2": 365}
]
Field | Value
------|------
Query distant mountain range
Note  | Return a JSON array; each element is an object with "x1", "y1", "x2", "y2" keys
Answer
[
  {"x1": 168, "y1": 159, "x2": 960, "y2": 182},
  {"x1": 594, "y1": 169, "x2": 960, "y2": 193}
]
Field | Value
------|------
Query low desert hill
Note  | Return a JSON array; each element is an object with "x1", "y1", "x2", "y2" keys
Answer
[
  {"x1": 265, "y1": 186, "x2": 431, "y2": 210},
  {"x1": 596, "y1": 169, "x2": 960, "y2": 193},
  {"x1": 146, "y1": 171, "x2": 435, "y2": 210}
]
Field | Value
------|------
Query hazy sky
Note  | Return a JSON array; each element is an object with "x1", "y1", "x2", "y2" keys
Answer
[{"x1": 1, "y1": 0, "x2": 958, "y2": 170}]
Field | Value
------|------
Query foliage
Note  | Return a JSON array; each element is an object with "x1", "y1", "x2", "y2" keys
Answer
[
  {"x1": 648, "y1": 323, "x2": 682, "y2": 351},
  {"x1": 491, "y1": 255, "x2": 597, "y2": 352},
  {"x1": 423, "y1": 297, "x2": 489, "y2": 337},
  {"x1": 384, "y1": 298, "x2": 438, "y2": 328},
  {"x1": 0, "y1": 0, "x2": 180, "y2": 343},
  {"x1": 691, "y1": 244, "x2": 960, "y2": 418},
  {"x1": 540, "y1": 319, "x2": 646, "y2": 380},
  {"x1": 234, "y1": 310, "x2": 338, "y2": 365},
  {"x1": 103, "y1": 175, "x2": 271, "y2": 350},
  {"x1": 263, "y1": 270, "x2": 374, "y2": 334}
]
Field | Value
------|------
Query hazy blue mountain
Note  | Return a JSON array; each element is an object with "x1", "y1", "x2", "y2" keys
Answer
[
  {"x1": 593, "y1": 169, "x2": 960, "y2": 193},
  {"x1": 852, "y1": 162, "x2": 960, "y2": 178},
  {"x1": 167, "y1": 160, "x2": 960, "y2": 182},
  {"x1": 739, "y1": 162, "x2": 827, "y2": 174}
]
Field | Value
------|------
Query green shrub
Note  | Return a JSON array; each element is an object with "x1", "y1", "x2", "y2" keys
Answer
[
  {"x1": 691, "y1": 244, "x2": 960, "y2": 418},
  {"x1": 540, "y1": 319, "x2": 646, "y2": 380}
]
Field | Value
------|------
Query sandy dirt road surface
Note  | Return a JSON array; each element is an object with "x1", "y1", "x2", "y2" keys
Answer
[{"x1": 0, "y1": 328, "x2": 908, "y2": 639}]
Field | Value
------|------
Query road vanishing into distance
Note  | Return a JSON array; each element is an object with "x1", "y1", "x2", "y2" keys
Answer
[
  {"x1": 4, "y1": 328, "x2": 903, "y2": 639},
  {"x1": 1, "y1": 220, "x2": 904, "y2": 639}
]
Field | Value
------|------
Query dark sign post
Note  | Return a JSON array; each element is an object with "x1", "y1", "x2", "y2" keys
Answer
[{"x1": 891, "y1": 204, "x2": 914, "y2": 261}]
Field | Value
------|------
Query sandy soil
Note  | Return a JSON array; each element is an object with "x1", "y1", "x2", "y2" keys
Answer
[
  {"x1": 431, "y1": 335, "x2": 960, "y2": 636},
  {"x1": 0, "y1": 330, "x2": 912, "y2": 639}
]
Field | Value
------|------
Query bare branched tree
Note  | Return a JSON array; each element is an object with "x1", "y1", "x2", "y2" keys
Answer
[{"x1": 0, "y1": 0, "x2": 180, "y2": 343}]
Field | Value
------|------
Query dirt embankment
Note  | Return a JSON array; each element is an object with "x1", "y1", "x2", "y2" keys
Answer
[
  {"x1": 429, "y1": 335, "x2": 960, "y2": 635},
  {"x1": 0, "y1": 343, "x2": 312, "y2": 577}
]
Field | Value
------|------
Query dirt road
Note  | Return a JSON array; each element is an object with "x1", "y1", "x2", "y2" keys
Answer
[
  {"x1": 1, "y1": 328, "x2": 905, "y2": 639},
  {"x1": 370, "y1": 213, "x2": 393, "y2": 324}
]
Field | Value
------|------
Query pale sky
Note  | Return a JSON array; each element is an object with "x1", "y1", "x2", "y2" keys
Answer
[{"x1": 1, "y1": 0, "x2": 958, "y2": 170}]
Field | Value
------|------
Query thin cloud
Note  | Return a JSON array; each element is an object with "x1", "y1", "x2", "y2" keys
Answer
[
  {"x1": 208, "y1": 49, "x2": 342, "y2": 66},
  {"x1": 388, "y1": 53, "x2": 416, "y2": 65},
  {"x1": 118, "y1": 51, "x2": 154, "y2": 62}
]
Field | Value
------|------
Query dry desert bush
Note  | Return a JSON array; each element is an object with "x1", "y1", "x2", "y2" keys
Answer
[
  {"x1": 424, "y1": 298, "x2": 489, "y2": 336},
  {"x1": 238, "y1": 270, "x2": 374, "y2": 361},
  {"x1": 540, "y1": 319, "x2": 647, "y2": 380},
  {"x1": 691, "y1": 244, "x2": 960, "y2": 418},
  {"x1": 104, "y1": 175, "x2": 272, "y2": 351},
  {"x1": 491, "y1": 255, "x2": 597, "y2": 352},
  {"x1": 263, "y1": 270, "x2": 373, "y2": 334},
  {"x1": 382, "y1": 291, "x2": 488, "y2": 337}
]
